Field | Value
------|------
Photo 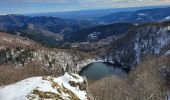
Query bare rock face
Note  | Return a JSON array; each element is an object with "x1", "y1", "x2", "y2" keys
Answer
[
  {"x1": 68, "y1": 73, "x2": 94, "y2": 100},
  {"x1": 69, "y1": 74, "x2": 88, "y2": 91},
  {"x1": 0, "y1": 73, "x2": 90, "y2": 100}
]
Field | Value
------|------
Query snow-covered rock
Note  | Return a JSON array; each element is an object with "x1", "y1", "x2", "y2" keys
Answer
[
  {"x1": 165, "y1": 16, "x2": 170, "y2": 20},
  {"x1": 165, "y1": 50, "x2": 170, "y2": 56},
  {"x1": 167, "y1": 91, "x2": 170, "y2": 100},
  {"x1": 87, "y1": 32, "x2": 101, "y2": 41},
  {"x1": 0, "y1": 73, "x2": 89, "y2": 100}
]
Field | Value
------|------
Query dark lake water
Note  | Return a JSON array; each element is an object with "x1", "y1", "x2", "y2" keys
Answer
[{"x1": 80, "y1": 62, "x2": 128, "y2": 80}]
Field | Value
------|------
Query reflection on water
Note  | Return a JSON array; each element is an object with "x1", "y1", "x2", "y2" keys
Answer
[{"x1": 80, "y1": 62, "x2": 128, "y2": 80}]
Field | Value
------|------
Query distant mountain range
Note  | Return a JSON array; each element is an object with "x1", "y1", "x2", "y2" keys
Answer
[
  {"x1": 0, "y1": 14, "x2": 97, "y2": 46},
  {"x1": 1, "y1": 6, "x2": 170, "y2": 47},
  {"x1": 0, "y1": 15, "x2": 96, "y2": 34},
  {"x1": 27, "y1": 5, "x2": 170, "y2": 20},
  {"x1": 96, "y1": 7, "x2": 170, "y2": 24},
  {"x1": 65, "y1": 7, "x2": 170, "y2": 43}
]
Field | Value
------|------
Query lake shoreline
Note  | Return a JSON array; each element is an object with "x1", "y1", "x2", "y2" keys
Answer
[{"x1": 79, "y1": 62, "x2": 129, "y2": 81}]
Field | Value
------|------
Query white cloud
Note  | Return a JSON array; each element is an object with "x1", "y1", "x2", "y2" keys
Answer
[{"x1": 77, "y1": 0, "x2": 170, "y2": 8}]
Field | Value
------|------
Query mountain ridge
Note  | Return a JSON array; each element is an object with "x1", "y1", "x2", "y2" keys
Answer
[{"x1": 96, "y1": 7, "x2": 170, "y2": 24}]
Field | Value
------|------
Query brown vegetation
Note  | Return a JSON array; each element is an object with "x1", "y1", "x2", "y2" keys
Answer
[
  {"x1": 0, "y1": 63, "x2": 62, "y2": 86},
  {"x1": 0, "y1": 32, "x2": 42, "y2": 49},
  {"x1": 89, "y1": 56, "x2": 170, "y2": 100}
]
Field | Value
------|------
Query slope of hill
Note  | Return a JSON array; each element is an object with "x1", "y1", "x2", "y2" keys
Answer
[
  {"x1": 0, "y1": 14, "x2": 97, "y2": 46},
  {"x1": 96, "y1": 21, "x2": 170, "y2": 69},
  {"x1": 64, "y1": 23, "x2": 135, "y2": 43},
  {"x1": 0, "y1": 32, "x2": 40, "y2": 48},
  {"x1": 0, "y1": 15, "x2": 96, "y2": 34},
  {"x1": 0, "y1": 73, "x2": 89, "y2": 100},
  {"x1": 0, "y1": 31, "x2": 95, "y2": 76}
]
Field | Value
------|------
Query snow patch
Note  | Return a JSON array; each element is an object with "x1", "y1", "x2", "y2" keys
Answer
[
  {"x1": 0, "y1": 73, "x2": 88, "y2": 100},
  {"x1": 138, "y1": 13, "x2": 146, "y2": 16},
  {"x1": 87, "y1": 32, "x2": 101, "y2": 40},
  {"x1": 168, "y1": 91, "x2": 170, "y2": 100},
  {"x1": 165, "y1": 16, "x2": 170, "y2": 20},
  {"x1": 134, "y1": 33, "x2": 141, "y2": 63},
  {"x1": 165, "y1": 50, "x2": 170, "y2": 56}
]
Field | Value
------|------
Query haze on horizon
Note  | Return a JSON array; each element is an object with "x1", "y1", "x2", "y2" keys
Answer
[{"x1": 0, "y1": 0, "x2": 170, "y2": 14}]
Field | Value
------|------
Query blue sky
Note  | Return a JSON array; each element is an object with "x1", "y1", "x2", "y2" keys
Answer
[{"x1": 0, "y1": 0, "x2": 170, "y2": 14}]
